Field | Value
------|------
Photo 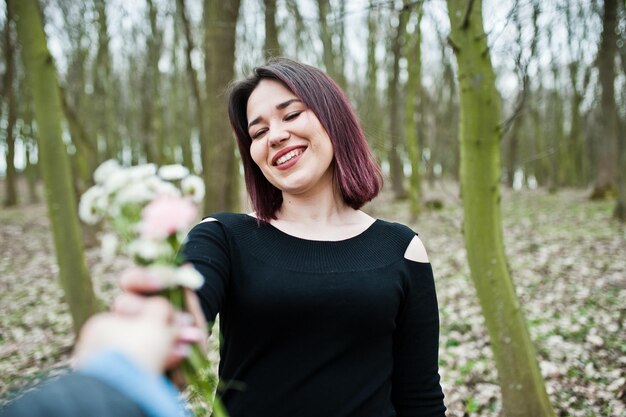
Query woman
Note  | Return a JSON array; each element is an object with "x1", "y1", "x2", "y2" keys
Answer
[{"x1": 130, "y1": 58, "x2": 445, "y2": 416}]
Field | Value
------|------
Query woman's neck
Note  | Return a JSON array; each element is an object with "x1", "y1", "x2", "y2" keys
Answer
[{"x1": 277, "y1": 185, "x2": 351, "y2": 226}]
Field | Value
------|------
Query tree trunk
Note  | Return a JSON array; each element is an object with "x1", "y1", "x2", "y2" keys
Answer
[
  {"x1": 25, "y1": 140, "x2": 39, "y2": 204},
  {"x1": 138, "y1": 0, "x2": 166, "y2": 165},
  {"x1": 171, "y1": 2, "x2": 193, "y2": 170},
  {"x1": 591, "y1": 0, "x2": 618, "y2": 199},
  {"x1": 365, "y1": 1, "x2": 382, "y2": 158},
  {"x1": 446, "y1": 1, "x2": 556, "y2": 416},
  {"x1": 12, "y1": 0, "x2": 100, "y2": 334},
  {"x1": 530, "y1": 88, "x2": 549, "y2": 187},
  {"x1": 387, "y1": 3, "x2": 409, "y2": 200},
  {"x1": 3, "y1": 0, "x2": 18, "y2": 207},
  {"x1": 615, "y1": 117, "x2": 626, "y2": 220},
  {"x1": 548, "y1": 67, "x2": 563, "y2": 193},
  {"x1": 203, "y1": 0, "x2": 241, "y2": 213},
  {"x1": 93, "y1": 0, "x2": 117, "y2": 161},
  {"x1": 405, "y1": 0, "x2": 423, "y2": 217},
  {"x1": 60, "y1": 85, "x2": 97, "y2": 190},
  {"x1": 264, "y1": 0, "x2": 281, "y2": 58},
  {"x1": 177, "y1": 0, "x2": 207, "y2": 177},
  {"x1": 21, "y1": 99, "x2": 39, "y2": 203},
  {"x1": 317, "y1": 0, "x2": 346, "y2": 89},
  {"x1": 613, "y1": 0, "x2": 626, "y2": 220},
  {"x1": 147, "y1": 0, "x2": 166, "y2": 165}
]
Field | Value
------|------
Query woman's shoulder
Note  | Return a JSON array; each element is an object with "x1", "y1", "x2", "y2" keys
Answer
[
  {"x1": 373, "y1": 219, "x2": 429, "y2": 263},
  {"x1": 196, "y1": 212, "x2": 257, "y2": 228},
  {"x1": 187, "y1": 212, "x2": 257, "y2": 242}
]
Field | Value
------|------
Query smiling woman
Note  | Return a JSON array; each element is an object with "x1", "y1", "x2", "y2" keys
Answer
[
  {"x1": 228, "y1": 59, "x2": 383, "y2": 223},
  {"x1": 126, "y1": 58, "x2": 445, "y2": 417}
]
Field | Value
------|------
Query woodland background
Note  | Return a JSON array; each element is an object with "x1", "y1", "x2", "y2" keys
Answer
[{"x1": 0, "y1": 0, "x2": 625, "y2": 416}]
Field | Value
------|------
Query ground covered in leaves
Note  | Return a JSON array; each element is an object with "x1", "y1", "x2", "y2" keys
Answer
[{"x1": 1, "y1": 184, "x2": 625, "y2": 416}]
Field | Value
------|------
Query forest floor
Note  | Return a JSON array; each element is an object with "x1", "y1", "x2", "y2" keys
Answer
[{"x1": 0, "y1": 181, "x2": 625, "y2": 416}]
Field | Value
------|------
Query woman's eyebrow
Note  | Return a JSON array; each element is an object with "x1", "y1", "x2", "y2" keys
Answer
[
  {"x1": 276, "y1": 98, "x2": 302, "y2": 110},
  {"x1": 248, "y1": 99, "x2": 303, "y2": 129}
]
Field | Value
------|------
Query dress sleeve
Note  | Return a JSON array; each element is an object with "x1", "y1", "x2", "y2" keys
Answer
[
  {"x1": 180, "y1": 220, "x2": 231, "y2": 323},
  {"x1": 391, "y1": 261, "x2": 446, "y2": 417}
]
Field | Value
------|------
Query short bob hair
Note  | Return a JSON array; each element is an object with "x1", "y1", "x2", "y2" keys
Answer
[{"x1": 228, "y1": 58, "x2": 382, "y2": 222}]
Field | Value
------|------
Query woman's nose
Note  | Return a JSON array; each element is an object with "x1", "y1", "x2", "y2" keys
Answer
[{"x1": 267, "y1": 125, "x2": 290, "y2": 146}]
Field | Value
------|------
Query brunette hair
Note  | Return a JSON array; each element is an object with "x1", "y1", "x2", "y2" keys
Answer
[{"x1": 228, "y1": 58, "x2": 382, "y2": 221}]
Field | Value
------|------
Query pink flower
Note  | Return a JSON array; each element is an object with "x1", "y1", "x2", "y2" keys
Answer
[{"x1": 140, "y1": 194, "x2": 197, "y2": 240}]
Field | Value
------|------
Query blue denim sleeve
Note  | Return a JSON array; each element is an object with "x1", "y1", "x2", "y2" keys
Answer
[{"x1": 79, "y1": 350, "x2": 189, "y2": 417}]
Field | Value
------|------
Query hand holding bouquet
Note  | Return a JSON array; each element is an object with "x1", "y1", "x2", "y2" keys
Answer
[{"x1": 79, "y1": 160, "x2": 226, "y2": 416}]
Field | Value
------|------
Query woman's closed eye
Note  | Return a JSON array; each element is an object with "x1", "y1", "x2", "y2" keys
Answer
[
  {"x1": 250, "y1": 111, "x2": 303, "y2": 139},
  {"x1": 284, "y1": 111, "x2": 303, "y2": 121},
  {"x1": 251, "y1": 128, "x2": 268, "y2": 139}
]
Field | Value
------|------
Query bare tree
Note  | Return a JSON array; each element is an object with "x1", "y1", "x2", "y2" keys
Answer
[
  {"x1": 404, "y1": 0, "x2": 424, "y2": 217},
  {"x1": 591, "y1": 0, "x2": 619, "y2": 199},
  {"x1": 264, "y1": 0, "x2": 281, "y2": 58},
  {"x1": 2, "y1": 0, "x2": 17, "y2": 207},
  {"x1": 446, "y1": 0, "x2": 556, "y2": 415},
  {"x1": 11, "y1": 0, "x2": 100, "y2": 334},
  {"x1": 387, "y1": 1, "x2": 409, "y2": 200},
  {"x1": 203, "y1": 0, "x2": 241, "y2": 213}
]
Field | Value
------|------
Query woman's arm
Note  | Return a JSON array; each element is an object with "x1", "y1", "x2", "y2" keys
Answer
[{"x1": 391, "y1": 237, "x2": 446, "y2": 417}]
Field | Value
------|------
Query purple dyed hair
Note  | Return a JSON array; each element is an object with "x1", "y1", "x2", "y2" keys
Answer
[{"x1": 227, "y1": 58, "x2": 382, "y2": 221}]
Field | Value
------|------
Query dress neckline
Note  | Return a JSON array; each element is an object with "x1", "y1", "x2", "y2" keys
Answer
[{"x1": 244, "y1": 214, "x2": 380, "y2": 243}]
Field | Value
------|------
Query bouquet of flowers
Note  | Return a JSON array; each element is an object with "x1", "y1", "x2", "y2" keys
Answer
[{"x1": 79, "y1": 159, "x2": 226, "y2": 416}]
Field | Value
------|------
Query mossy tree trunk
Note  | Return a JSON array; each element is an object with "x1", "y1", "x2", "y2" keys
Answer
[
  {"x1": 548, "y1": 65, "x2": 563, "y2": 193},
  {"x1": 365, "y1": 0, "x2": 383, "y2": 158},
  {"x1": 12, "y1": 0, "x2": 100, "y2": 334},
  {"x1": 591, "y1": 0, "x2": 619, "y2": 199},
  {"x1": 20, "y1": 94, "x2": 39, "y2": 203},
  {"x1": 613, "y1": 0, "x2": 626, "y2": 220},
  {"x1": 93, "y1": 0, "x2": 117, "y2": 162},
  {"x1": 387, "y1": 3, "x2": 409, "y2": 200},
  {"x1": 264, "y1": 0, "x2": 281, "y2": 59},
  {"x1": 3, "y1": 0, "x2": 18, "y2": 207},
  {"x1": 203, "y1": 0, "x2": 241, "y2": 213},
  {"x1": 404, "y1": 0, "x2": 423, "y2": 218},
  {"x1": 171, "y1": 1, "x2": 193, "y2": 171},
  {"x1": 616, "y1": 120, "x2": 626, "y2": 221},
  {"x1": 317, "y1": 0, "x2": 346, "y2": 90},
  {"x1": 146, "y1": 0, "x2": 167, "y2": 165},
  {"x1": 60, "y1": 85, "x2": 97, "y2": 191},
  {"x1": 177, "y1": 0, "x2": 207, "y2": 178},
  {"x1": 446, "y1": 1, "x2": 556, "y2": 416}
]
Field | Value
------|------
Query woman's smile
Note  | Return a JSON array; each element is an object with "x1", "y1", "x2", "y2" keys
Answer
[{"x1": 272, "y1": 146, "x2": 307, "y2": 168}]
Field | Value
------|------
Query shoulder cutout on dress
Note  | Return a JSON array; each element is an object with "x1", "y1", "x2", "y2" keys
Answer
[
  {"x1": 200, "y1": 217, "x2": 218, "y2": 223},
  {"x1": 403, "y1": 235, "x2": 429, "y2": 263}
]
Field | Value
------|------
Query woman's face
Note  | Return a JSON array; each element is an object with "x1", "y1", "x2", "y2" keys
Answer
[{"x1": 246, "y1": 79, "x2": 335, "y2": 197}]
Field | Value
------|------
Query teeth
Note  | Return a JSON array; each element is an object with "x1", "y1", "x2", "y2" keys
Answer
[{"x1": 275, "y1": 149, "x2": 304, "y2": 166}]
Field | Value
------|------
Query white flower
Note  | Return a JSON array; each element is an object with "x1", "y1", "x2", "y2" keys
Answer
[
  {"x1": 79, "y1": 185, "x2": 107, "y2": 224},
  {"x1": 100, "y1": 233, "x2": 119, "y2": 263},
  {"x1": 181, "y1": 175, "x2": 205, "y2": 203},
  {"x1": 103, "y1": 169, "x2": 130, "y2": 194},
  {"x1": 127, "y1": 239, "x2": 174, "y2": 263},
  {"x1": 93, "y1": 159, "x2": 121, "y2": 185},
  {"x1": 144, "y1": 176, "x2": 181, "y2": 198},
  {"x1": 158, "y1": 164, "x2": 190, "y2": 181},
  {"x1": 142, "y1": 265, "x2": 204, "y2": 290},
  {"x1": 126, "y1": 164, "x2": 158, "y2": 181},
  {"x1": 114, "y1": 180, "x2": 157, "y2": 206},
  {"x1": 174, "y1": 265, "x2": 204, "y2": 289}
]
